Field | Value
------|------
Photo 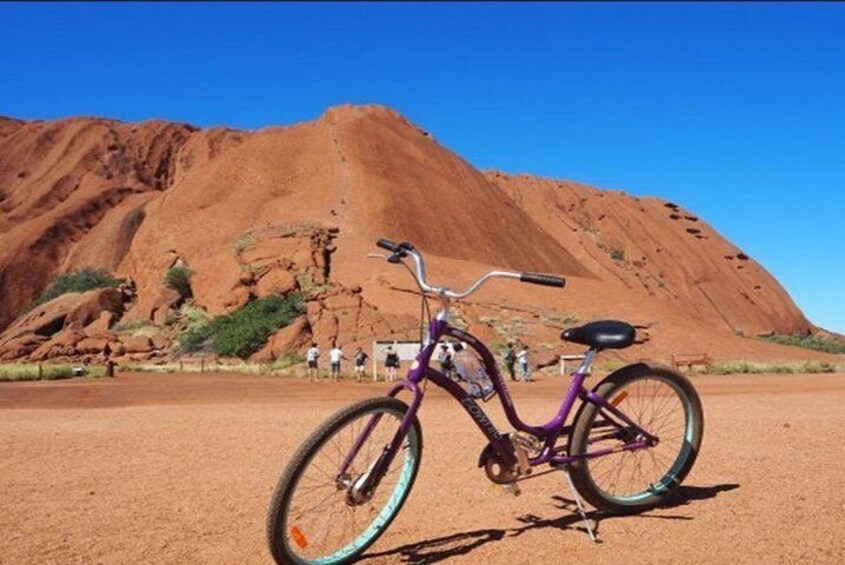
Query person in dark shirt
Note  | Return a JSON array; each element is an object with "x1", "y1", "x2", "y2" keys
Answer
[
  {"x1": 437, "y1": 343, "x2": 454, "y2": 379},
  {"x1": 354, "y1": 347, "x2": 369, "y2": 382},
  {"x1": 503, "y1": 342, "x2": 517, "y2": 381},
  {"x1": 384, "y1": 346, "x2": 400, "y2": 382}
]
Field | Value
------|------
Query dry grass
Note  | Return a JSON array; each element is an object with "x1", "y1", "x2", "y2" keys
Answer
[
  {"x1": 0, "y1": 363, "x2": 107, "y2": 382},
  {"x1": 704, "y1": 360, "x2": 841, "y2": 375},
  {"x1": 120, "y1": 354, "x2": 306, "y2": 376}
]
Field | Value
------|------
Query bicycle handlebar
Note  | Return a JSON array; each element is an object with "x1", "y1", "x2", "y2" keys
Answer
[
  {"x1": 377, "y1": 238, "x2": 400, "y2": 253},
  {"x1": 520, "y1": 272, "x2": 566, "y2": 288},
  {"x1": 375, "y1": 238, "x2": 565, "y2": 299}
]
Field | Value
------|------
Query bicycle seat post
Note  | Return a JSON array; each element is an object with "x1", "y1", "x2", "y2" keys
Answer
[{"x1": 575, "y1": 349, "x2": 598, "y2": 375}]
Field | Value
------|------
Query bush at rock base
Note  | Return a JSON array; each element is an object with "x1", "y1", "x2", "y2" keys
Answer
[
  {"x1": 32, "y1": 268, "x2": 124, "y2": 309},
  {"x1": 163, "y1": 266, "x2": 193, "y2": 298},
  {"x1": 179, "y1": 294, "x2": 305, "y2": 359}
]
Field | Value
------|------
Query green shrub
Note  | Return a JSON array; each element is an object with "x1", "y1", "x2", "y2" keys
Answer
[
  {"x1": 610, "y1": 248, "x2": 625, "y2": 262},
  {"x1": 179, "y1": 294, "x2": 305, "y2": 359},
  {"x1": 163, "y1": 266, "x2": 193, "y2": 297},
  {"x1": 761, "y1": 334, "x2": 845, "y2": 355},
  {"x1": 179, "y1": 326, "x2": 211, "y2": 353},
  {"x1": 32, "y1": 268, "x2": 123, "y2": 308}
]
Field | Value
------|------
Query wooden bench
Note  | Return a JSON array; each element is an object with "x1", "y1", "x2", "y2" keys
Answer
[{"x1": 671, "y1": 353, "x2": 711, "y2": 371}]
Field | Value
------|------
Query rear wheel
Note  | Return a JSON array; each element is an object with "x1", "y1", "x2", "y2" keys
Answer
[
  {"x1": 569, "y1": 364, "x2": 703, "y2": 514},
  {"x1": 267, "y1": 397, "x2": 422, "y2": 564}
]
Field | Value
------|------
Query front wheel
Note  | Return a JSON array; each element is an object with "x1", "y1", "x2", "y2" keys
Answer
[
  {"x1": 267, "y1": 397, "x2": 423, "y2": 564},
  {"x1": 569, "y1": 363, "x2": 703, "y2": 514}
]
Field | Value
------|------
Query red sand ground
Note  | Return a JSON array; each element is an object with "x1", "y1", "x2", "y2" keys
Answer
[{"x1": 2, "y1": 372, "x2": 844, "y2": 564}]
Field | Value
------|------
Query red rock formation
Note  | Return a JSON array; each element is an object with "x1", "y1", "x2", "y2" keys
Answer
[
  {"x1": 0, "y1": 106, "x2": 827, "y2": 364},
  {"x1": 485, "y1": 173, "x2": 810, "y2": 336}
]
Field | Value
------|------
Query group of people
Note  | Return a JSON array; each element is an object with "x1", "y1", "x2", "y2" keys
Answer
[
  {"x1": 304, "y1": 343, "x2": 401, "y2": 383},
  {"x1": 304, "y1": 341, "x2": 533, "y2": 383},
  {"x1": 504, "y1": 342, "x2": 533, "y2": 382}
]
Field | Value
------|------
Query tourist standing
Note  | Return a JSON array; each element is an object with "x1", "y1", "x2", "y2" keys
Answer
[
  {"x1": 306, "y1": 342, "x2": 320, "y2": 382},
  {"x1": 329, "y1": 343, "x2": 346, "y2": 383},
  {"x1": 517, "y1": 345, "x2": 532, "y2": 382},
  {"x1": 503, "y1": 342, "x2": 517, "y2": 381},
  {"x1": 353, "y1": 347, "x2": 369, "y2": 382},
  {"x1": 384, "y1": 346, "x2": 400, "y2": 382}
]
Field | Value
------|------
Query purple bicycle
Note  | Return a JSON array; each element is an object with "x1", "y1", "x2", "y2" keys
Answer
[{"x1": 267, "y1": 239, "x2": 704, "y2": 564}]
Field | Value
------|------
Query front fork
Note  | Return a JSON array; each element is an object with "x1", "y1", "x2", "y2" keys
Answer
[{"x1": 337, "y1": 380, "x2": 423, "y2": 504}]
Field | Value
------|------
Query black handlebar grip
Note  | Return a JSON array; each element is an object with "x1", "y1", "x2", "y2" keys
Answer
[
  {"x1": 520, "y1": 272, "x2": 566, "y2": 288},
  {"x1": 377, "y1": 238, "x2": 399, "y2": 252}
]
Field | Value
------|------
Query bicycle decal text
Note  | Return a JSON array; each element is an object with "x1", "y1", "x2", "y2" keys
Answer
[{"x1": 460, "y1": 398, "x2": 500, "y2": 438}]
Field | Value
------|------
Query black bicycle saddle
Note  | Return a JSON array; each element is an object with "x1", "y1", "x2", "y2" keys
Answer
[{"x1": 561, "y1": 320, "x2": 636, "y2": 350}]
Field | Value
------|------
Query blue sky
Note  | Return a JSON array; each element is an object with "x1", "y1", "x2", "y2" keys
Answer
[{"x1": 2, "y1": 2, "x2": 843, "y2": 332}]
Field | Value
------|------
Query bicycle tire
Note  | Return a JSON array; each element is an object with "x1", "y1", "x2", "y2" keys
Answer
[
  {"x1": 568, "y1": 363, "x2": 703, "y2": 514},
  {"x1": 267, "y1": 397, "x2": 423, "y2": 564}
]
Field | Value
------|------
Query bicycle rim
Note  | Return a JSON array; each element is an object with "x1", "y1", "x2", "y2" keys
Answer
[{"x1": 584, "y1": 375, "x2": 696, "y2": 502}]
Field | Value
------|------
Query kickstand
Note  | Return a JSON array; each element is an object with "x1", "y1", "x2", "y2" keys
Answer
[{"x1": 562, "y1": 467, "x2": 599, "y2": 543}]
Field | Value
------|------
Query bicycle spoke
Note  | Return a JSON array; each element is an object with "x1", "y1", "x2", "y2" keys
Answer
[{"x1": 586, "y1": 376, "x2": 690, "y2": 499}]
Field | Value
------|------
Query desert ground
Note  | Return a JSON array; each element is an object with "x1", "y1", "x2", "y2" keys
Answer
[{"x1": 1, "y1": 371, "x2": 844, "y2": 564}]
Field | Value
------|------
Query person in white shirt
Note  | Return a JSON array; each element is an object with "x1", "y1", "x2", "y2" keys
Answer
[
  {"x1": 329, "y1": 344, "x2": 347, "y2": 383},
  {"x1": 517, "y1": 345, "x2": 532, "y2": 382},
  {"x1": 306, "y1": 343, "x2": 320, "y2": 383}
]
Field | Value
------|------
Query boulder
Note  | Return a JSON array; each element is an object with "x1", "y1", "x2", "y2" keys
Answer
[
  {"x1": 0, "y1": 333, "x2": 48, "y2": 361},
  {"x1": 151, "y1": 286, "x2": 183, "y2": 326},
  {"x1": 84, "y1": 311, "x2": 115, "y2": 335},
  {"x1": 122, "y1": 335, "x2": 153, "y2": 353},
  {"x1": 29, "y1": 341, "x2": 58, "y2": 361},
  {"x1": 76, "y1": 337, "x2": 111, "y2": 355},
  {"x1": 255, "y1": 268, "x2": 297, "y2": 297},
  {"x1": 250, "y1": 317, "x2": 310, "y2": 363},
  {"x1": 64, "y1": 288, "x2": 126, "y2": 329},
  {"x1": 0, "y1": 288, "x2": 125, "y2": 345},
  {"x1": 52, "y1": 329, "x2": 87, "y2": 348},
  {"x1": 150, "y1": 333, "x2": 170, "y2": 351}
]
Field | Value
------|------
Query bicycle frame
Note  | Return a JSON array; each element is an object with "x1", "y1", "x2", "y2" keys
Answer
[{"x1": 338, "y1": 309, "x2": 656, "y2": 490}]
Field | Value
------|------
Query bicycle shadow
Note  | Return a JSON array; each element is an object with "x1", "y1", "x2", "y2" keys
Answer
[{"x1": 359, "y1": 483, "x2": 739, "y2": 564}]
